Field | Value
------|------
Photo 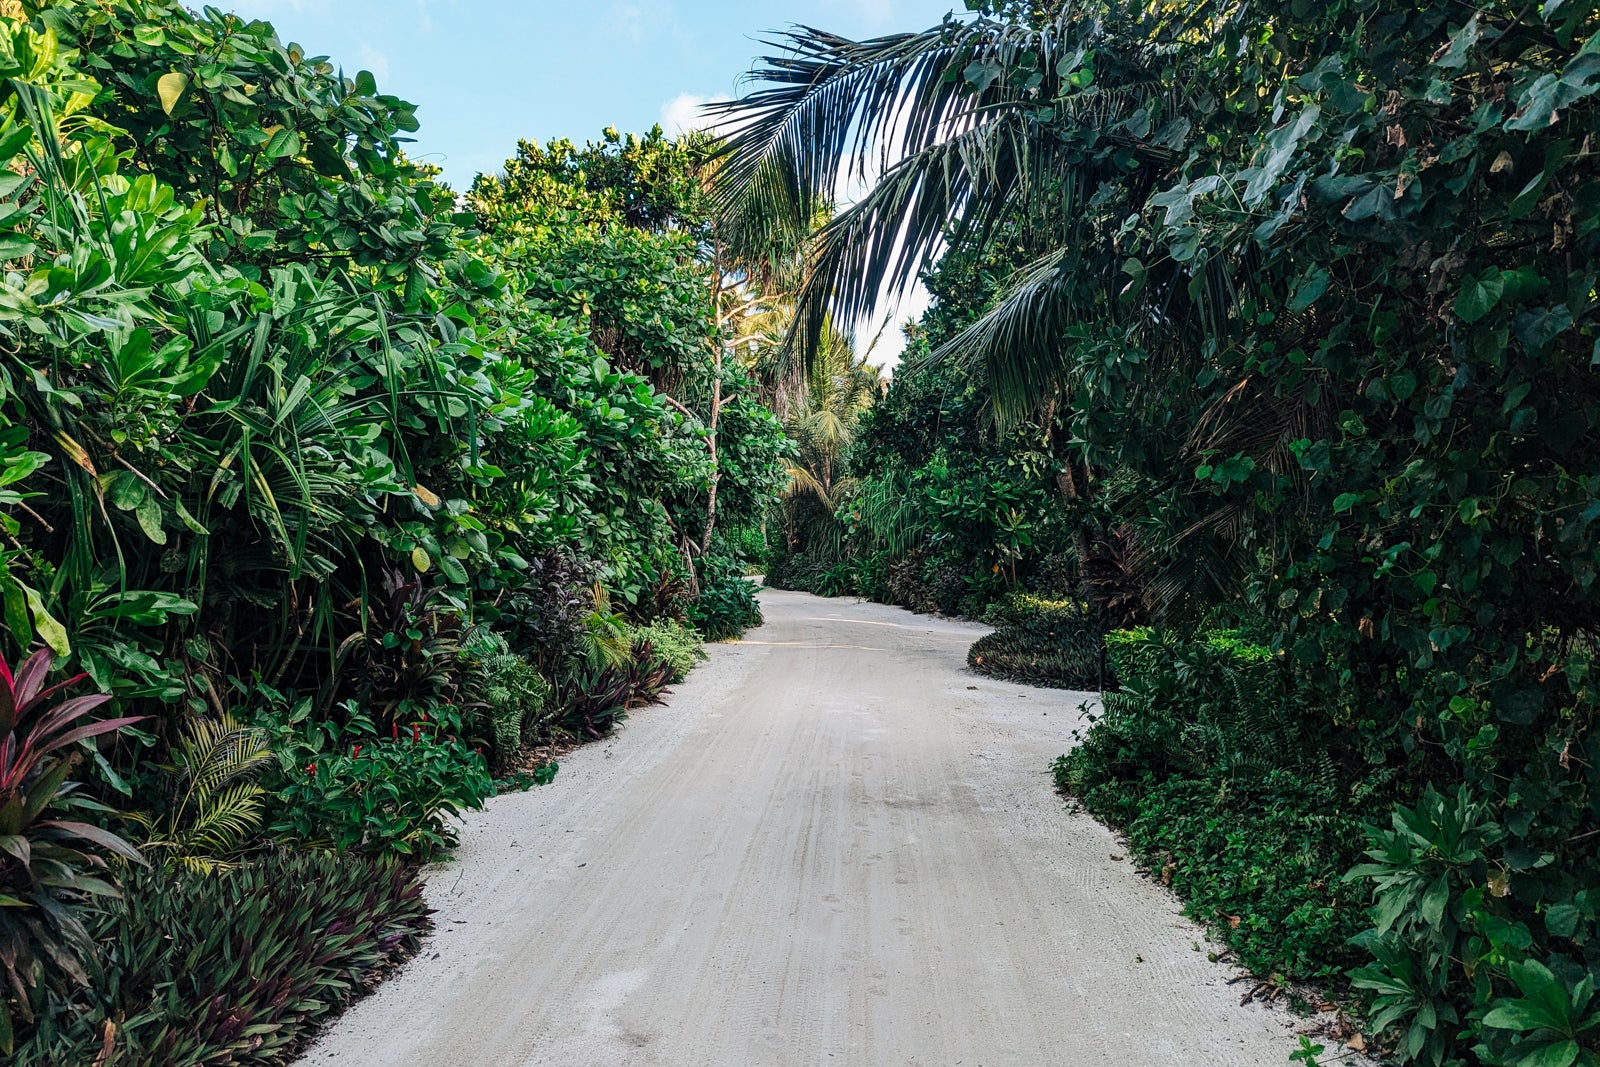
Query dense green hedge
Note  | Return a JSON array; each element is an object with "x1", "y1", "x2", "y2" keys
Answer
[
  {"x1": 1056, "y1": 627, "x2": 1380, "y2": 982},
  {"x1": 687, "y1": 555, "x2": 764, "y2": 641},
  {"x1": 967, "y1": 595, "x2": 1107, "y2": 689}
]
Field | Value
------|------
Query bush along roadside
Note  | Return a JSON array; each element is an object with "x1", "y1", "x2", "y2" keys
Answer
[
  {"x1": 967, "y1": 594, "x2": 1108, "y2": 690},
  {"x1": 0, "y1": 0, "x2": 774, "y2": 1056},
  {"x1": 11, "y1": 850, "x2": 430, "y2": 1066},
  {"x1": 1053, "y1": 628, "x2": 1386, "y2": 991}
]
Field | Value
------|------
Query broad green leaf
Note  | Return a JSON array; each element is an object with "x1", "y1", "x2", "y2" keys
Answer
[
  {"x1": 106, "y1": 470, "x2": 147, "y2": 511},
  {"x1": 1456, "y1": 268, "x2": 1505, "y2": 323},
  {"x1": 1, "y1": 577, "x2": 30, "y2": 649},
  {"x1": 157, "y1": 71, "x2": 189, "y2": 115},
  {"x1": 262, "y1": 127, "x2": 302, "y2": 160},
  {"x1": 1506, "y1": 69, "x2": 1596, "y2": 132},
  {"x1": 437, "y1": 553, "x2": 468, "y2": 584},
  {"x1": 1432, "y1": 15, "x2": 1480, "y2": 69},
  {"x1": 0, "y1": 449, "x2": 47, "y2": 488},
  {"x1": 1288, "y1": 266, "x2": 1330, "y2": 311},
  {"x1": 22, "y1": 584, "x2": 68, "y2": 656},
  {"x1": 1545, "y1": 903, "x2": 1581, "y2": 938},
  {"x1": 1513, "y1": 306, "x2": 1574, "y2": 351},
  {"x1": 135, "y1": 494, "x2": 167, "y2": 545},
  {"x1": 1483, "y1": 996, "x2": 1562, "y2": 1031},
  {"x1": 964, "y1": 58, "x2": 1002, "y2": 92},
  {"x1": 0, "y1": 235, "x2": 36, "y2": 260},
  {"x1": 1518, "y1": 1042, "x2": 1581, "y2": 1067}
]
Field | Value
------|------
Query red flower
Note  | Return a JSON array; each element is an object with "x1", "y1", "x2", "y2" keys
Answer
[
  {"x1": 391, "y1": 722, "x2": 399, "y2": 740},
  {"x1": 305, "y1": 762, "x2": 317, "y2": 776},
  {"x1": 351, "y1": 744, "x2": 362, "y2": 758},
  {"x1": 412, "y1": 724, "x2": 420, "y2": 743}
]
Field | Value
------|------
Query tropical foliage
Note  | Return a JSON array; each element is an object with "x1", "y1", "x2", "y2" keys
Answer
[
  {"x1": 0, "y1": 650, "x2": 143, "y2": 1049},
  {"x1": 13, "y1": 849, "x2": 430, "y2": 1065},
  {"x1": 0, "y1": 0, "x2": 780, "y2": 1053},
  {"x1": 717, "y1": 0, "x2": 1600, "y2": 1061}
]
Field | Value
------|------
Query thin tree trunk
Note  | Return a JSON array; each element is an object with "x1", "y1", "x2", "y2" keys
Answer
[
  {"x1": 701, "y1": 362, "x2": 722, "y2": 554},
  {"x1": 701, "y1": 258, "x2": 728, "y2": 555}
]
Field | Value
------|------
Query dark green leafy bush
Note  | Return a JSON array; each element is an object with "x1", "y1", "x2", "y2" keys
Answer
[
  {"x1": 12, "y1": 850, "x2": 430, "y2": 1065},
  {"x1": 1349, "y1": 786, "x2": 1600, "y2": 1067},
  {"x1": 967, "y1": 594, "x2": 1106, "y2": 689},
  {"x1": 1056, "y1": 627, "x2": 1382, "y2": 982},
  {"x1": 688, "y1": 555, "x2": 763, "y2": 641},
  {"x1": 762, "y1": 548, "x2": 855, "y2": 598},
  {"x1": 257, "y1": 700, "x2": 494, "y2": 861},
  {"x1": 627, "y1": 619, "x2": 706, "y2": 683},
  {"x1": 487, "y1": 549, "x2": 599, "y2": 674},
  {"x1": 459, "y1": 629, "x2": 552, "y2": 769},
  {"x1": 722, "y1": 524, "x2": 769, "y2": 571}
]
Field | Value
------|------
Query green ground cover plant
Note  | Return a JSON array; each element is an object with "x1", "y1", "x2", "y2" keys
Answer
[
  {"x1": 968, "y1": 594, "x2": 1107, "y2": 689},
  {"x1": 11, "y1": 850, "x2": 430, "y2": 1066},
  {"x1": 1056, "y1": 628, "x2": 1381, "y2": 982}
]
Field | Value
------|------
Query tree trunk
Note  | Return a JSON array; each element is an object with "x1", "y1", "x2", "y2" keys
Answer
[
  {"x1": 701, "y1": 362, "x2": 722, "y2": 555},
  {"x1": 700, "y1": 257, "x2": 728, "y2": 556}
]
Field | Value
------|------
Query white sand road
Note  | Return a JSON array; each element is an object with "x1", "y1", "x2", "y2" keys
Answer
[{"x1": 296, "y1": 588, "x2": 1326, "y2": 1067}]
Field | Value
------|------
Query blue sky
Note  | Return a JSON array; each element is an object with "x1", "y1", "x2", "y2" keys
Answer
[
  {"x1": 224, "y1": 0, "x2": 957, "y2": 366},
  {"x1": 226, "y1": 0, "x2": 961, "y2": 189}
]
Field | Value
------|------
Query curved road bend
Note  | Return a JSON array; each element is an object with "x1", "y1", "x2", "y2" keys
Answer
[{"x1": 297, "y1": 588, "x2": 1312, "y2": 1066}]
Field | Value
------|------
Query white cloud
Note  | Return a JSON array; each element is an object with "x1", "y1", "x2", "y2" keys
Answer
[
  {"x1": 822, "y1": 0, "x2": 897, "y2": 29},
  {"x1": 660, "y1": 92, "x2": 730, "y2": 136},
  {"x1": 610, "y1": 0, "x2": 672, "y2": 45},
  {"x1": 357, "y1": 44, "x2": 389, "y2": 82}
]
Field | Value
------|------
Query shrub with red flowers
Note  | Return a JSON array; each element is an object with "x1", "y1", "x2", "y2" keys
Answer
[{"x1": 255, "y1": 698, "x2": 493, "y2": 861}]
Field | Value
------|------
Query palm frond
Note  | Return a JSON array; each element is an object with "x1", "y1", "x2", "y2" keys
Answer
[
  {"x1": 133, "y1": 713, "x2": 271, "y2": 872},
  {"x1": 713, "y1": 5, "x2": 1221, "y2": 402},
  {"x1": 710, "y1": 14, "x2": 1105, "y2": 366}
]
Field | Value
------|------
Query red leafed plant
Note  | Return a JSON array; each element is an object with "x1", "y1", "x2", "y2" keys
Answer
[{"x1": 0, "y1": 648, "x2": 145, "y2": 1053}]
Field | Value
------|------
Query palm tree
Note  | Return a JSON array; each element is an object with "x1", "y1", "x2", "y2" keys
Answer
[
  {"x1": 705, "y1": 3, "x2": 1218, "y2": 418},
  {"x1": 784, "y1": 327, "x2": 883, "y2": 511},
  {"x1": 707, "y1": 3, "x2": 1288, "y2": 619}
]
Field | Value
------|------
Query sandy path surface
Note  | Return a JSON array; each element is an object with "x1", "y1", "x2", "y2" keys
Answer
[{"x1": 297, "y1": 589, "x2": 1313, "y2": 1066}]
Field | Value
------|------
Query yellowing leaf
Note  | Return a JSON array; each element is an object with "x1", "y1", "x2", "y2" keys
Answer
[
  {"x1": 23, "y1": 583, "x2": 69, "y2": 656},
  {"x1": 410, "y1": 546, "x2": 431, "y2": 573},
  {"x1": 157, "y1": 71, "x2": 189, "y2": 116},
  {"x1": 411, "y1": 484, "x2": 441, "y2": 508},
  {"x1": 52, "y1": 430, "x2": 96, "y2": 476}
]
